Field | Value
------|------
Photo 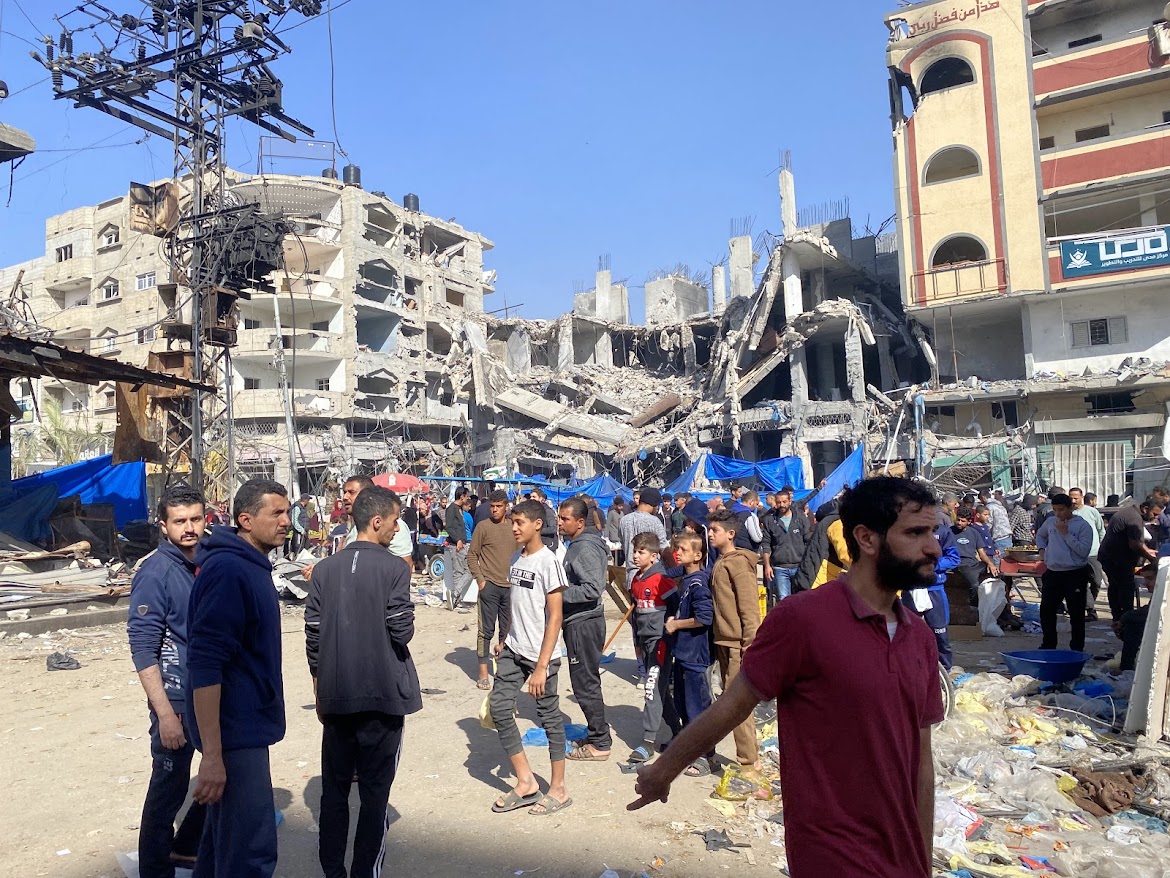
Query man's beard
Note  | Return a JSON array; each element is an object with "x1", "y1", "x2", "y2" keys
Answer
[{"x1": 875, "y1": 540, "x2": 935, "y2": 593}]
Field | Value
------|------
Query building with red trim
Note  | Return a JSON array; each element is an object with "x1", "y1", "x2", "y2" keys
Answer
[{"x1": 885, "y1": 0, "x2": 1170, "y2": 498}]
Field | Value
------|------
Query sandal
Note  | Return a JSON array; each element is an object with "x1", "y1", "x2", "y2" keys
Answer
[
  {"x1": 567, "y1": 743, "x2": 610, "y2": 761},
  {"x1": 476, "y1": 677, "x2": 492, "y2": 691},
  {"x1": 492, "y1": 789, "x2": 542, "y2": 813},
  {"x1": 684, "y1": 757, "x2": 712, "y2": 778},
  {"x1": 626, "y1": 746, "x2": 652, "y2": 764},
  {"x1": 528, "y1": 793, "x2": 573, "y2": 816}
]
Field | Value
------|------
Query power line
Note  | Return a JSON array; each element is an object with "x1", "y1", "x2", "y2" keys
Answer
[
  {"x1": 9, "y1": 0, "x2": 39, "y2": 34},
  {"x1": 325, "y1": 0, "x2": 348, "y2": 159}
]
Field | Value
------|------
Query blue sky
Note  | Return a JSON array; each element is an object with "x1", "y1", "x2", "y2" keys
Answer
[{"x1": 0, "y1": 0, "x2": 898, "y2": 321}]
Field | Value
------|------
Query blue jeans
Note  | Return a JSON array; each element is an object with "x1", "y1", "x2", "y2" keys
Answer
[
  {"x1": 770, "y1": 566, "x2": 798, "y2": 602},
  {"x1": 139, "y1": 709, "x2": 205, "y2": 878}
]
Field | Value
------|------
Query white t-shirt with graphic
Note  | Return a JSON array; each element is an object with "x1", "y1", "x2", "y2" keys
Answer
[{"x1": 506, "y1": 546, "x2": 568, "y2": 663}]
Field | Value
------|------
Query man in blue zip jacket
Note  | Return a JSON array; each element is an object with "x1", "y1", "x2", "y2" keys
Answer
[
  {"x1": 187, "y1": 479, "x2": 291, "y2": 878},
  {"x1": 127, "y1": 485, "x2": 208, "y2": 877},
  {"x1": 901, "y1": 516, "x2": 959, "y2": 669}
]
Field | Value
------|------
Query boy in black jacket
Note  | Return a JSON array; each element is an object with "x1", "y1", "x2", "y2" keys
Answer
[{"x1": 305, "y1": 487, "x2": 422, "y2": 878}]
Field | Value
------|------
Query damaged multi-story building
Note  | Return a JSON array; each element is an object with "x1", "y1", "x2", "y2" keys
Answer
[
  {"x1": 465, "y1": 166, "x2": 929, "y2": 489},
  {"x1": 0, "y1": 168, "x2": 495, "y2": 490},
  {"x1": 885, "y1": 0, "x2": 1170, "y2": 499}
]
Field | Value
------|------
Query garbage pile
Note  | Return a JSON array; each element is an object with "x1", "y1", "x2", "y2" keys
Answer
[{"x1": 932, "y1": 670, "x2": 1170, "y2": 877}]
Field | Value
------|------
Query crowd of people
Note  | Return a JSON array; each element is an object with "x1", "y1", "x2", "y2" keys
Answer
[{"x1": 123, "y1": 471, "x2": 1168, "y2": 878}]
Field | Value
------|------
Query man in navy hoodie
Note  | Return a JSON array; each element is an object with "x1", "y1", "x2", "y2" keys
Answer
[
  {"x1": 128, "y1": 485, "x2": 207, "y2": 877},
  {"x1": 187, "y1": 479, "x2": 290, "y2": 878}
]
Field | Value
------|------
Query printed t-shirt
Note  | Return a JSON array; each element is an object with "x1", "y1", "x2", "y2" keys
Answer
[{"x1": 506, "y1": 546, "x2": 567, "y2": 663}]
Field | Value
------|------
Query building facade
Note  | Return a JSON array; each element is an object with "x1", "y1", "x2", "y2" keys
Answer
[
  {"x1": 0, "y1": 172, "x2": 494, "y2": 491},
  {"x1": 886, "y1": 0, "x2": 1170, "y2": 499}
]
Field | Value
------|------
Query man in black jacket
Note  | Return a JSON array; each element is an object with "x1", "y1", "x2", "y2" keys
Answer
[
  {"x1": 305, "y1": 486, "x2": 422, "y2": 878},
  {"x1": 444, "y1": 487, "x2": 474, "y2": 610},
  {"x1": 760, "y1": 488, "x2": 807, "y2": 605},
  {"x1": 792, "y1": 501, "x2": 842, "y2": 593},
  {"x1": 558, "y1": 497, "x2": 613, "y2": 761}
]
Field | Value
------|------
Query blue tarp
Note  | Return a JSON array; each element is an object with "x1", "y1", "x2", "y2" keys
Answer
[
  {"x1": 705, "y1": 454, "x2": 805, "y2": 492},
  {"x1": 539, "y1": 474, "x2": 633, "y2": 509},
  {"x1": 805, "y1": 443, "x2": 866, "y2": 514},
  {"x1": 663, "y1": 458, "x2": 702, "y2": 497},
  {"x1": 11, "y1": 454, "x2": 148, "y2": 530}
]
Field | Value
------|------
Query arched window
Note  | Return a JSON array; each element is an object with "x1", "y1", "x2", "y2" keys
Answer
[
  {"x1": 920, "y1": 57, "x2": 975, "y2": 95},
  {"x1": 923, "y1": 146, "x2": 981, "y2": 184},
  {"x1": 932, "y1": 236, "x2": 987, "y2": 267}
]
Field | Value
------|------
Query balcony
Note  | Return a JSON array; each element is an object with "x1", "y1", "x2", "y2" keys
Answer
[
  {"x1": 910, "y1": 258, "x2": 1007, "y2": 305},
  {"x1": 1033, "y1": 33, "x2": 1166, "y2": 103},
  {"x1": 43, "y1": 255, "x2": 94, "y2": 292},
  {"x1": 1042, "y1": 126, "x2": 1170, "y2": 193},
  {"x1": 234, "y1": 328, "x2": 342, "y2": 361},
  {"x1": 232, "y1": 388, "x2": 343, "y2": 419}
]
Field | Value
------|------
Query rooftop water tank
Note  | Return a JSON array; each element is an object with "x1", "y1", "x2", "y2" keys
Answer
[
  {"x1": 342, "y1": 164, "x2": 361, "y2": 188},
  {"x1": 322, "y1": 166, "x2": 338, "y2": 180},
  {"x1": 404, "y1": 193, "x2": 420, "y2": 212}
]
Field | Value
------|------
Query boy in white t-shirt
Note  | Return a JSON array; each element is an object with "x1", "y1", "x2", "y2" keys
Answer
[{"x1": 487, "y1": 499, "x2": 572, "y2": 816}]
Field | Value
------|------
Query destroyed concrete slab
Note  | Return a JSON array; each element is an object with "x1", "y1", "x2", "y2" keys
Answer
[{"x1": 630, "y1": 393, "x2": 683, "y2": 429}]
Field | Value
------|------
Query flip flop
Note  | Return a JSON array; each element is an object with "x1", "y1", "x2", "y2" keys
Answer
[
  {"x1": 684, "y1": 757, "x2": 712, "y2": 778},
  {"x1": 476, "y1": 677, "x2": 492, "y2": 690},
  {"x1": 528, "y1": 793, "x2": 573, "y2": 816},
  {"x1": 492, "y1": 789, "x2": 542, "y2": 813},
  {"x1": 567, "y1": 743, "x2": 610, "y2": 761},
  {"x1": 626, "y1": 746, "x2": 652, "y2": 764}
]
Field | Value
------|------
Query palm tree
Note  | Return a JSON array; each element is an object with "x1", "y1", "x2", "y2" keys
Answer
[{"x1": 24, "y1": 394, "x2": 110, "y2": 468}]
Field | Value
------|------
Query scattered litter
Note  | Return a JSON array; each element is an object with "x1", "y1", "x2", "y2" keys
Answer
[
  {"x1": 102, "y1": 695, "x2": 114, "y2": 700},
  {"x1": 704, "y1": 799, "x2": 739, "y2": 818},
  {"x1": 714, "y1": 766, "x2": 772, "y2": 801},
  {"x1": 460, "y1": 624, "x2": 470, "y2": 632},
  {"x1": 599, "y1": 652, "x2": 616, "y2": 664},
  {"x1": 425, "y1": 774, "x2": 440, "y2": 779},
  {"x1": 118, "y1": 775, "x2": 133, "y2": 784},
  {"x1": 420, "y1": 688, "x2": 446, "y2": 695},
  {"x1": 521, "y1": 723, "x2": 588, "y2": 749},
  {"x1": 598, "y1": 871, "x2": 620, "y2": 878},
  {"x1": 56, "y1": 849, "x2": 70, "y2": 856},
  {"x1": 697, "y1": 829, "x2": 750, "y2": 852},
  {"x1": 48, "y1": 607, "x2": 68, "y2": 616},
  {"x1": 296, "y1": 760, "x2": 308, "y2": 768},
  {"x1": 46, "y1": 651, "x2": 80, "y2": 671}
]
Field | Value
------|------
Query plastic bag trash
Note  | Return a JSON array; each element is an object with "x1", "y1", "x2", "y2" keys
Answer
[
  {"x1": 934, "y1": 797, "x2": 983, "y2": 856},
  {"x1": 46, "y1": 652, "x2": 80, "y2": 671},
  {"x1": 979, "y1": 578, "x2": 1007, "y2": 636},
  {"x1": 599, "y1": 652, "x2": 616, "y2": 664},
  {"x1": 1074, "y1": 680, "x2": 1114, "y2": 698},
  {"x1": 956, "y1": 752, "x2": 1015, "y2": 786},
  {"x1": 1106, "y1": 823, "x2": 1141, "y2": 845},
  {"x1": 599, "y1": 871, "x2": 621, "y2": 878},
  {"x1": 1117, "y1": 810, "x2": 1169, "y2": 833},
  {"x1": 714, "y1": 766, "x2": 773, "y2": 801},
  {"x1": 520, "y1": 723, "x2": 588, "y2": 749},
  {"x1": 696, "y1": 828, "x2": 750, "y2": 852}
]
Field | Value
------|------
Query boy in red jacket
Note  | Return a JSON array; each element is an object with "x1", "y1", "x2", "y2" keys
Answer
[{"x1": 626, "y1": 532, "x2": 681, "y2": 764}]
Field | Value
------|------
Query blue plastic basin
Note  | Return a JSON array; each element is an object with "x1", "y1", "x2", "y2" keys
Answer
[{"x1": 1001, "y1": 650, "x2": 1090, "y2": 683}]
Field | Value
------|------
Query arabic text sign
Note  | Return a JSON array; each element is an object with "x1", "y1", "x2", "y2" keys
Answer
[
  {"x1": 1060, "y1": 227, "x2": 1170, "y2": 278},
  {"x1": 906, "y1": 1, "x2": 1001, "y2": 39}
]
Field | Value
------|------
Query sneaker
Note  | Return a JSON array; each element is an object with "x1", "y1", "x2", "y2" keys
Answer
[
  {"x1": 1087, "y1": 607, "x2": 1099, "y2": 622},
  {"x1": 457, "y1": 605, "x2": 471, "y2": 614},
  {"x1": 636, "y1": 675, "x2": 647, "y2": 691}
]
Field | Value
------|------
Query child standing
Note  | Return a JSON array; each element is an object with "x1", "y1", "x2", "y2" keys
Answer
[
  {"x1": 627, "y1": 531, "x2": 680, "y2": 764},
  {"x1": 707, "y1": 507, "x2": 761, "y2": 771},
  {"x1": 487, "y1": 500, "x2": 572, "y2": 816},
  {"x1": 666, "y1": 531, "x2": 716, "y2": 777}
]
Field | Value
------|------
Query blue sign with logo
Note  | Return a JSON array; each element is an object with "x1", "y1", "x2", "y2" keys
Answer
[{"x1": 1060, "y1": 227, "x2": 1170, "y2": 278}]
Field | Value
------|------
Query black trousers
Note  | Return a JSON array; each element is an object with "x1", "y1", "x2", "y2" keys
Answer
[
  {"x1": 476, "y1": 582, "x2": 512, "y2": 661},
  {"x1": 139, "y1": 710, "x2": 205, "y2": 878},
  {"x1": 319, "y1": 712, "x2": 405, "y2": 878},
  {"x1": 1102, "y1": 558, "x2": 1139, "y2": 621},
  {"x1": 1120, "y1": 606, "x2": 1150, "y2": 672},
  {"x1": 1040, "y1": 566, "x2": 1090, "y2": 651},
  {"x1": 193, "y1": 747, "x2": 276, "y2": 878},
  {"x1": 563, "y1": 614, "x2": 612, "y2": 750}
]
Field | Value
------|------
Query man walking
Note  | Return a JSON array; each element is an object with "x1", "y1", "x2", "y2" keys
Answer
[
  {"x1": 982, "y1": 489, "x2": 1012, "y2": 554},
  {"x1": 128, "y1": 486, "x2": 208, "y2": 877},
  {"x1": 290, "y1": 494, "x2": 310, "y2": 557},
  {"x1": 629, "y1": 477, "x2": 944, "y2": 878},
  {"x1": 760, "y1": 488, "x2": 806, "y2": 605},
  {"x1": 1099, "y1": 496, "x2": 1163, "y2": 622},
  {"x1": 619, "y1": 487, "x2": 669, "y2": 577},
  {"x1": 467, "y1": 490, "x2": 516, "y2": 689},
  {"x1": 305, "y1": 487, "x2": 421, "y2": 878},
  {"x1": 444, "y1": 487, "x2": 474, "y2": 611},
  {"x1": 1035, "y1": 494, "x2": 1094, "y2": 652},
  {"x1": 187, "y1": 479, "x2": 290, "y2": 878},
  {"x1": 1069, "y1": 487, "x2": 1106, "y2": 621},
  {"x1": 558, "y1": 497, "x2": 613, "y2": 761}
]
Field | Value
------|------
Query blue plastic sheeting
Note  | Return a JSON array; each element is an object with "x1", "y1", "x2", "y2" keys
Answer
[
  {"x1": 538, "y1": 474, "x2": 634, "y2": 510},
  {"x1": 11, "y1": 454, "x2": 147, "y2": 529},
  {"x1": 663, "y1": 458, "x2": 702, "y2": 496},
  {"x1": 704, "y1": 454, "x2": 806, "y2": 492},
  {"x1": 0, "y1": 483, "x2": 60, "y2": 543},
  {"x1": 805, "y1": 443, "x2": 865, "y2": 515}
]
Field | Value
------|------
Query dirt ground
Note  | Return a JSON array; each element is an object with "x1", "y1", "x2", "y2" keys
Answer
[{"x1": 0, "y1": 579, "x2": 1117, "y2": 878}]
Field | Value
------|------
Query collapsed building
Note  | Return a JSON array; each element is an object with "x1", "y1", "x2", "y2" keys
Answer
[{"x1": 465, "y1": 168, "x2": 930, "y2": 488}]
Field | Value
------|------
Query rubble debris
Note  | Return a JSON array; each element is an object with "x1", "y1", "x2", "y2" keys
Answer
[{"x1": 46, "y1": 651, "x2": 80, "y2": 671}]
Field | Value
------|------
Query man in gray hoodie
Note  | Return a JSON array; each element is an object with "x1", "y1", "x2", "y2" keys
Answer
[{"x1": 557, "y1": 497, "x2": 613, "y2": 761}]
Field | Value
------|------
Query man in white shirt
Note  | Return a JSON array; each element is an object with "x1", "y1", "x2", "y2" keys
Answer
[{"x1": 1069, "y1": 487, "x2": 1106, "y2": 621}]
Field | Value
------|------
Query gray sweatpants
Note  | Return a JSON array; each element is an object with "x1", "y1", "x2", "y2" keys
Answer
[{"x1": 489, "y1": 646, "x2": 565, "y2": 763}]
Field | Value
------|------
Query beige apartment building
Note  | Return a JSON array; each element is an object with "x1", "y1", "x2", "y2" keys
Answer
[
  {"x1": 885, "y1": 0, "x2": 1170, "y2": 498},
  {"x1": 0, "y1": 171, "x2": 494, "y2": 490}
]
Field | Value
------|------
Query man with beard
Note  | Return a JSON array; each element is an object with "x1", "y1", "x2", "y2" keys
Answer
[{"x1": 630, "y1": 477, "x2": 944, "y2": 878}]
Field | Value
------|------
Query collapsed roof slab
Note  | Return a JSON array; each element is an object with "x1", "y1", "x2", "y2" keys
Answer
[{"x1": 494, "y1": 386, "x2": 628, "y2": 445}]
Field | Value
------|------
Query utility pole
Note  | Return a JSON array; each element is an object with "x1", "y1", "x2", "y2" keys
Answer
[{"x1": 33, "y1": 0, "x2": 319, "y2": 498}]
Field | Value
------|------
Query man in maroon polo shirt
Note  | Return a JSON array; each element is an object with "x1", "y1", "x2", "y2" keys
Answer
[{"x1": 629, "y1": 476, "x2": 944, "y2": 878}]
